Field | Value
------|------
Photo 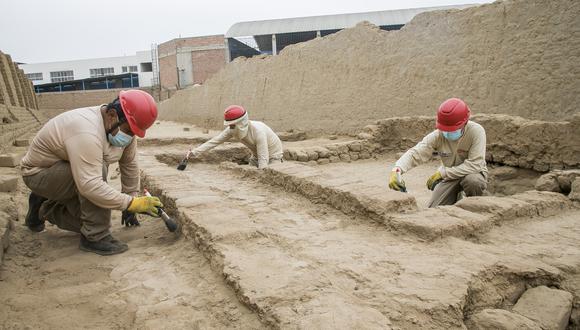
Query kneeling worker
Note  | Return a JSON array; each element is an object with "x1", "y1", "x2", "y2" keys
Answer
[
  {"x1": 182, "y1": 105, "x2": 283, "y2": 169},
  {"x1": 388, "y1": 98, "x2": 488, "y2": 207},
  {"x1": 21, "y1": 90, "x2": 163, "y2": 255}
]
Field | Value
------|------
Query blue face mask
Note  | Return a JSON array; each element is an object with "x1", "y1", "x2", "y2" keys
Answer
[
  {"x1": 108, "y1": 130, "x2": 133, "y2": 147},
  {"x1": 442, "y1": 128, "x2": 463, "y2": 141}
]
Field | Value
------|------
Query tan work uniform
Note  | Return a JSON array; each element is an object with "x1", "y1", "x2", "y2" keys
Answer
[
  {"x1": 192, "y1": 120, "x2": 283, "y2": 169},
  {"x1": 395, "y1": 121, "x2": 488, "y2": 207},
  {"x1": 20, "y1": 106, "x2": 139, "y2": 241}
]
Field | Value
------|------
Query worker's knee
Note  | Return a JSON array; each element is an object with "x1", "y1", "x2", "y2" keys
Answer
[{"x1": 460, "y1": 173, "x2": 487, "y2": 196}]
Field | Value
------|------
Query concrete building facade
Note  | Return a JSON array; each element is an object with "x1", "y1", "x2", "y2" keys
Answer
[
  {"x1": 157, "y1": 35, "x2": 226, "y2": 91},
  {"x1": 19, "y1": 51, "x2": 155, "y2": 89},
  {"x1": 15, "y1": 35, "x2": 227, "y2": 104}
]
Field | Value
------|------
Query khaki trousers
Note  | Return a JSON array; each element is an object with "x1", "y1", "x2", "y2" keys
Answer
[
  {"x1": 428, "y1": 173, "x2": 487, "y2": 208},
  {"x1": 22, "y1": 161, "x2": 111, "y2": 241}
]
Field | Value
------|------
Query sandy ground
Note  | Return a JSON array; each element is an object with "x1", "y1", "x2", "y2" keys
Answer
[
  {"x1": 139, "y1": 149, "x2": 580, "y2": 329},
  {"x1": 315, "y1": 156, "x2": 437, "y2": 208},
  {"x1": 311, "y1": 157, "x2": 541, "y2": 209},
  {"x1": 0, "y1": 165, "x2": 264, "y2": 330},
  {"x1": 142, "y1": 122, "x2": 539, "y2": 210},
  {"x1": 0, "y1": 126, "x2": 577, "y2": 329},
  {"x1": 145, "y1": 120, "x2": 354, "y2": 147},
  {"x1": 146, "y1": 121, "x2": 221, "y2": 140}
]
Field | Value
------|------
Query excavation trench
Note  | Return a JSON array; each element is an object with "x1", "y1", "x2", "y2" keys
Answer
[
  {"x1": 139, "y1": 150, "x2": 580, "y2": 329},
  {"x1": 153, "y1": 149, "x2": 563, "y2": 244},
  {"x1": 155, "y1": 150, "x2": 545, "y2": 204}
]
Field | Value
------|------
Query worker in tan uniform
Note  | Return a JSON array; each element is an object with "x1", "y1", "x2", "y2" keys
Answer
[
  {"x1": 21, "y1": 90, "x2": 163, "y2": 255},
  {"x1": 388, "y1": 98, "x2": 488, "y2": 207},
  {"x1": 180, "y1": 105, "x2": 283, "y2": 169}
]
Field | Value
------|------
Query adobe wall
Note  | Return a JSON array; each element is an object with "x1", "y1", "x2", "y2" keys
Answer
[
  {"x1": 0, "y1": 51, "x2": 43, "y2": 150},
  {"x1": 35, "y1": 87, "x2": 156, "y2": 113},
  {"x1": 0, "y1": 51, "x2": 38, "y2": 110},
  {"x1": 158, "y1": 0, "x2": 580, "y2": 135}
]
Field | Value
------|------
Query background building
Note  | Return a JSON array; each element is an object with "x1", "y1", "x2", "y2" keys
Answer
[
  {"x1": 19, "y1": 51, "x2": 155, "y2": 93},
  {"x1": 157, "y1": 35, "x2": 226, "y2": 91},
  {"x1": 225, "y1": 5, "x2": 475, "y2": 61},
  {"x1": 17, "y1": 6, "x2": 477, "y2": 106}
]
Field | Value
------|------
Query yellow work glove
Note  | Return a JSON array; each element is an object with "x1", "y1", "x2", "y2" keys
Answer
[
  {"x1": 388, "y1": 167, "x2": 407, "y2": 192},
  {"x1": 127, "y1": 196, "x2": 163, "y2": 216},
  {"x1": 426, "y1": 171, "x2": 443, "y2": 191}
]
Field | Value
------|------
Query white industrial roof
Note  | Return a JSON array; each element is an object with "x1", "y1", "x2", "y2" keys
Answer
[{"x1": 226, "y1": 4, "x2": 477, "y2": 38}]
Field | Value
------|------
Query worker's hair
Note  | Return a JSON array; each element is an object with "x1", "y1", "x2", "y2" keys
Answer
[
  {"x1": 106, "y1": 97, "x2": 127, "y2": 135},
  {"x1": 107, "y1": 97, "x2": 126, "y2": 123}
]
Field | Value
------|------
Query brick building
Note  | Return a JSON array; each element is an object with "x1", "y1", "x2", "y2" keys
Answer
[{"x1": 157, "y1": 35, "x2": 226, "y2": 91}]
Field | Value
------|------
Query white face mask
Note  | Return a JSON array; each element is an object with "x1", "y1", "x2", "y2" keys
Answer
[{"x1": 232, "y1": 118, "x2": 249, "y2": 139}]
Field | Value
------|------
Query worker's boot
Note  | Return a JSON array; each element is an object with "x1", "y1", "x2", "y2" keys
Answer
[
  {"x1": 25, "y1": 192, "x2": 47, "y2": 232},
  {"x1": 79, "y1": 234, "x2": 128, "y2": 255}
]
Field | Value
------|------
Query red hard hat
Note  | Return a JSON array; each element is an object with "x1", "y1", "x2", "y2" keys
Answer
[
  {"x1": 223, "y1": 105, "x2": 247, "y2": 125},
  {"x1": 436, "y1": 98, "x2": 470, "y2": 132},
  {"x1": 119, "y1": 90, "x2": 158, "y2": 138}
]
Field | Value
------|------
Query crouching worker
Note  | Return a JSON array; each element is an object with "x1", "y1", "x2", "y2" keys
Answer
[
  {"x1": 184, "y1": 105, "x2": 283, "y2": 169},
  {"x1": 20, "y1": 90, "x2": 163, "y2": 255},
  {"x1": 388, "y1": 98, "x2": 488, "y2": 207}
]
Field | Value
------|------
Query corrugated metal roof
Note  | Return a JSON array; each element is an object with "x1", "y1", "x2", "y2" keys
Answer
[{"x1": 226, "y1": 4, "x2": 477, "y2": 37}]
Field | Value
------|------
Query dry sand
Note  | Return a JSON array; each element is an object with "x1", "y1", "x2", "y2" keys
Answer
[
  {"x1": 0, "y1": 164, "x2": 264, "y2": 330},
  {"x1": 0, "y1": 122, "x2": 579, "y2": 329}
]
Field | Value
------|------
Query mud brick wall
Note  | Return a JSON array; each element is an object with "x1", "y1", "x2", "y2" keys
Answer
[
  {"x1": 158, "y1": 0, "x2": 580, "y2": 135},
  {"x1": 36, "y1": 87, "x2": 156, "y2": 112},
  {"x1": 0, "y1": 51, "x2": 37, "y2": 110},
  {"x1": 284, "y1": 141, "x2": 382, "y2": 165},
  {"x1": 0, "y1": 51, "x2": 43, "y2": 151}
]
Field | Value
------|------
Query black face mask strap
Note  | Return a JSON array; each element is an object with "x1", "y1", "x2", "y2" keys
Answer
[{"x1": 107, "y1": 98, "x2": 127, "y2": 135}]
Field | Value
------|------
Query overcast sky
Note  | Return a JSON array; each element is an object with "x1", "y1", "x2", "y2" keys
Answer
[{"x1": 0, "y1": 0, "x2": 492, "y2": 64}]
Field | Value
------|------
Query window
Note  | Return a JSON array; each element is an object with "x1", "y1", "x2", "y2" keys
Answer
[
  {"x1": 140, "y1": 62, "x2": 153, "y2": 72},
  {"x1": 90, "y1": 67, "x2": 114, "y2": 78},
  {"x1": 50, "y1": 70, "x2": 74, "y2": 83},
  {"x1": 25, "y1": 72, "x2": 43, "y2": 81},
  {"x1": 122, "y1": 65, "x2": 138, "y2": 73}
]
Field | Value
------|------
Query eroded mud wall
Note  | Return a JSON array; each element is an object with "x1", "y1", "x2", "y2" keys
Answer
[
  {"x1": 0, "y1": 51, "x2": 38, "y2": 110},
  {"x1": 0, "y1": 51, "x2": 43, "y2": 150},
  {"x1": 36, "y1": 87, "x2": 157, "y2": 119},
  {"x1": 159, "y1": 0, "x2": 580, "y2": 135}
]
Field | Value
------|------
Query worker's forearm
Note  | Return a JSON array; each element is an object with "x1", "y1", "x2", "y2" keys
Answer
[{"x1": 193, "y1": 129, "x2": 231, "y2": 155}]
